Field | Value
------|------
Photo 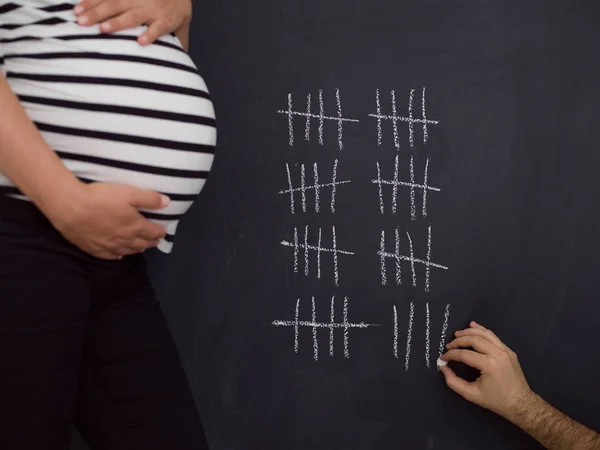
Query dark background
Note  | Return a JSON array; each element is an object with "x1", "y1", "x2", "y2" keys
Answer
[{"x1": 72, "y1": 1, "x2": 600, "y2": 449}]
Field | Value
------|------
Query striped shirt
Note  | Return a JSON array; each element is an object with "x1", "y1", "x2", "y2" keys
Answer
[{"x1": 0, "y1": 0, "x2": 217, "y2": 254}]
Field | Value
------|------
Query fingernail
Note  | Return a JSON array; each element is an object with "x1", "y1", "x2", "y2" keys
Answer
[
  {"x1": 160, "y1": 195, "x2": 171, "y2": 207},
  {"x1": 73, "y1": 4, "x2": 84, "y2": 14},
  {"x1": 100, "y1": 22, "x2": 111, "y2": 31},
  {"x1": 77, "y1": 15, "x2": 89, "y2": 25},
  {"x1": 139, "y1": 35, "x2": 149, "y2": 44}
]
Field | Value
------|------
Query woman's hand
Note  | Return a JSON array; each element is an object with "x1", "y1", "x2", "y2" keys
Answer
[
  {"x1": 72, "y1": 0, "x2": 192, "y2": 46},
  {"x1": 47, "y1": 182, "x2": 171, "y2": 260}
]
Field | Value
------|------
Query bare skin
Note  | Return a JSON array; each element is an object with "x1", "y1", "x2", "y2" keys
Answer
[
  {"x1": 440, "y1": 321, "x2": 600, "y2": 450},
  {"x1": 72, "y1": 0, "x2": 192, "y2": 50}
]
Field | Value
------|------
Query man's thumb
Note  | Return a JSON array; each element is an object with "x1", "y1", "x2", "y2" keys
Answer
[{"x1": 129, "y1": 188, "x2": 171, "y2": 210}]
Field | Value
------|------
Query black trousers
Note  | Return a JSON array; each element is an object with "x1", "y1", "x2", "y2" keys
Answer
[{"x1": 0, "y1": 195, "x2": 209, "y2": 450}]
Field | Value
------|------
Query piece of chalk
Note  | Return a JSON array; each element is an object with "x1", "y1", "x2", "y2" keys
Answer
[{"x1": 436, "y1": 358, "x2": 448, "y2": 367}]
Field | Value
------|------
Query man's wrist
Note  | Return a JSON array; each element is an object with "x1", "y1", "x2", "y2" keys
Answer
[{"x1": 505, "y1": 388, "x2": 540, "y2": 427}]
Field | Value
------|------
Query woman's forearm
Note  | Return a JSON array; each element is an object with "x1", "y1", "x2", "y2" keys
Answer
[{"x1": 0, "y1": 73, "x2": 85, "y2": 219}]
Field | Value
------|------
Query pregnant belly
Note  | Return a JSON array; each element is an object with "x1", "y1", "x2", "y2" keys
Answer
[{"x1": 2, "y1": 25, "x2": 217, "y2": 227}]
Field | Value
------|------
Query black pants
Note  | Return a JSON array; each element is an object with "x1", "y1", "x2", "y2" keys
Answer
[{"x1": 0, "y1": 195, "x2": 209, "y2": 450}]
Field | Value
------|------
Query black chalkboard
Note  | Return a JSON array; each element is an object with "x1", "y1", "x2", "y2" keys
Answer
[{"x1": 74, "y1": 1, "x2": 600, "y2": 449}]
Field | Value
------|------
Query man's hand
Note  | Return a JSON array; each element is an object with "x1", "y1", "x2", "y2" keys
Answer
[
  {"x1": 47, "y1": 182, "x2": 171, "y2": 260},
  {"x1": 439, "y1": 321, "x2": 532, "y2": 419},
  {"x1": 440, "y1": 321, "x2": 600, "y2": 450},
  {"x1": 72, "y1": 0, "x2": 192, "y2": 46}
]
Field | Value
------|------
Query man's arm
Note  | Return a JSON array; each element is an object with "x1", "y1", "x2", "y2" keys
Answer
[
  {"x1": 440, "y1": 321, "x2": 600, "y2": 450},
  {"x1": 72, "y1": 0, "x2": 192, "y2": 47}
]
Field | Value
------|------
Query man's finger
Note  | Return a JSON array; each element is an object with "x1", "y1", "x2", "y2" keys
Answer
[
  {"x1": 99, "y1": 8, "x2": 146, "y2": 34},
  {"x1": 440, "y1": 365, "x2": 480, "y2": 402},
  {"x1": 455, "y1": 328, "x2": 510, "y2": 351},
  {"x1": 138, "y1": 19, "x2": 173, "y2": 45},
  {"x1": 441, "y1": 349, "x2": 489, "y2": 371},
  {"x1": 446, "y1": 335, "x2": 501, "y2": 356},
  {"x1": 76, "y1": 0, "x2": 124, "y2": 26}
]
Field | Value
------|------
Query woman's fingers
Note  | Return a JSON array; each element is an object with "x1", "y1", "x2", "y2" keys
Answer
[{"x1": 138, "y1": 18, "x2": 171, "y2": 45}]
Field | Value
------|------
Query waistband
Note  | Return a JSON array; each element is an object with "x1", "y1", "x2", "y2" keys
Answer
[{"x1": 0, "y1": 194, "x2": 62, "y2": 238}]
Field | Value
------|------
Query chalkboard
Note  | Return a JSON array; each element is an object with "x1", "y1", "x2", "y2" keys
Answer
[{"x1": 74, "y1": 0, "x2": 600, "y2": 449}]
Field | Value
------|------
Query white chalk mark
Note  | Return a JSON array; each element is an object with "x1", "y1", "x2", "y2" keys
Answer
[
  {"x1": 331, "y1": 159, "x2": 338, "y2": 213},
  {"x1": 392, "y1": 90, "x2": 400, "y2": 149},
  {"x1": 409, "y1": 155, "x2": 416, "y2": 220},
  {"x1": 273, "y1": 296, "x2": 380, "y2": 359},
  {"x1": 305, "y1": 94, "x2": 311, "y2": 141},
  {"x1": 287, "y1": 93, "x2": 294, "y2": 146},
  {"x1": 332, "y1": 225, "x2": 339, "y2": 287},
  {"x1": 279, "y1": 160, "x2": 350, "y2": 215},
  {"x1": 375, "y1": 89, "x2": 382, "y2": 146},
  {"x1": 422, "y1": 88, "x2": 429, "y2": 144},
  {"x1": 378, "y1": 251, "x2": 449, "y2": 271},
  {"x1": 437, "y1": 304, "x2": 451, "y2": 370},
  {"x1": 394, "y1": 227, "x2": 401, "y2": 285},
  {"x1": 368, "y1": 88, "x2": 439, "y2": 148},
  {"x1": 285, "y1": 163, "x2": 295, "y2": 215},
  {"x1": 300, "y1": 163, "x2": 307, "y2": 213},
  {"x1": 422, "y1": 157, "x2": 430, "y2": 218},
  {"x1": 393, "y1": 304, "x2": 399, "y2": 359},
  {"x1": 425, "y1": 302, "x2": 431, "y2": 368},
  {"x1": 406, "y1": 231, "x2": 417, "y2": 287},
  {"x1": 407, "y1": 89, "x2": 415, "y2": 148},
  {"x1": 278, "y1": 90, "x2": 359, "y2": 149},
  {"x1": 293, "y1": 227, "x2": 299, "y2": 273},
  {"x1": 371, "y1": 156, "x2": 440, "y2": 216},
  {"x1": 294, "y1": 298, "x2": 300, "y2": 353},
  {"x1": 392, "y1": 154, "x2": 399, "y2": 214},
  {"x1": 343, "y1": 296, "x2": 350, "y2": 358},
  {"x1": 282, "y1": 227, "x2": 355, "y2": 284},
  {"x1": 425, "y1": 224, "x2": 432, "y2": 293},
  {"x1": 329, "y1": 296, "x2": 335, "y2": 356},
  {"x1": 317, "y1": 228, "x2": 322, "y2": 280},
  {"x1": 336, "y1": 88, "x2": 344, "y2": 151},
  {"x1": 380, "y1": 230, "x2": 387, "y2": 286},
  {"x1": 313, "y1": 163, "x2": 320, "y2": 213},
  {"x1": 318, "y1": 89, "x2": 324, "y2": 145},
  {"x1": 312, "y1": 296, "x2": 318, "y2": 361},
  {"x1": 376, "y1": 161, "x2": 384, "y2": 214},
  {"x1": 405, "y1": 302, "x2": 414, "y2": 371},
  {"x1": 304, "y1": 225, "x2": 309, "y2": 277}
]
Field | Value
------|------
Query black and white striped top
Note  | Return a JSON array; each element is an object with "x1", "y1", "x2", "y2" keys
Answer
[{"x1": 0, "y1": 0, "x2": 217, "y2": 253}]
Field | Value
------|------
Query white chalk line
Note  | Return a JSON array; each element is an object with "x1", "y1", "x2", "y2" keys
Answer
[
  {"x1": 305, "y1": 93, "x2": 311, "y2": 141},
  {"x1": 375, "y1": 88, "x2": 382, "y2": 146},
  {"x1": 380, "y1": 230, "x2": 387, "y2": 286},
  {"x1": 394, "y1": 227, "x2": 401, "y2": 285},
  {"x1": 393, "y1": 304, "x2": 399, "y2": 359},
  {"x1": 343, "y1": 296, "x2": 350, "y2": 358},
  {"x1": 317, "y1": 228, "x2": 322, "y2": 280},
  {"x1": 312, "y1": 296, "x2": 318, "y2": 361},
  {"x1": 437, "y1": 304, "x2": 451, "y2": 371},
  {"x1": 336, "y1": 88, "x2": 344, "y2": 151},
  {"x1": 332, "y1": 225, "x2": 340, "y2": 286},
  {"x1": 392, "y1": 90, "x2": 400, "y2": 149},
  {"x1": 304, "y1": 224, "x2": 309, "y2": 277},
  {"x1": 330, "y1": 296, "x2": 335, "y2": 357},
  {"x1": 425, "y1": 224, "x2": 432, "y2": 293},
  {"x1": 301, "y1": 163, "x2": 307, "y2": 213},
  {"x1": 409, "y1": 154, "x2": 416, "y2": 220},
  {"x1": 376, "y1": 161, "x2": 384, "y2": 214},
  {"x1": 392, "y1": 154, "x2": 399, "y2": 214},
  {"x1": 318, "y1": 89, "x2": 324, "y2": 145},
  {"x1": 287, "y1": 93, "x2": 294, "y2": 146},
  {"x1": 405, "y1": 302, "x2": 414, "y2": 371},
  {"x1": 294, "y1": 298, "x2": 300, "y2": 353},
  {"x1": 406, "y1": 231, "x2": 417, "y2": 287},
  {"x1": 425, "y1": 302, "x2": 431, "y2": 368},
  {"x1": 422, "y1": 157, "x2": 430, "y2": 218},
  {"x1": 293, "y1": 227, "x2": 299, "y2": 273},
  {"x1": 378, "y1": 251, "x2": 449, "y2": 271},
  {"x1": 313, "y1": 162, "x2": 320, "y2": 213},
  {"x1": 285, "y1": 163, "x2": 295, "y2": 215}
]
